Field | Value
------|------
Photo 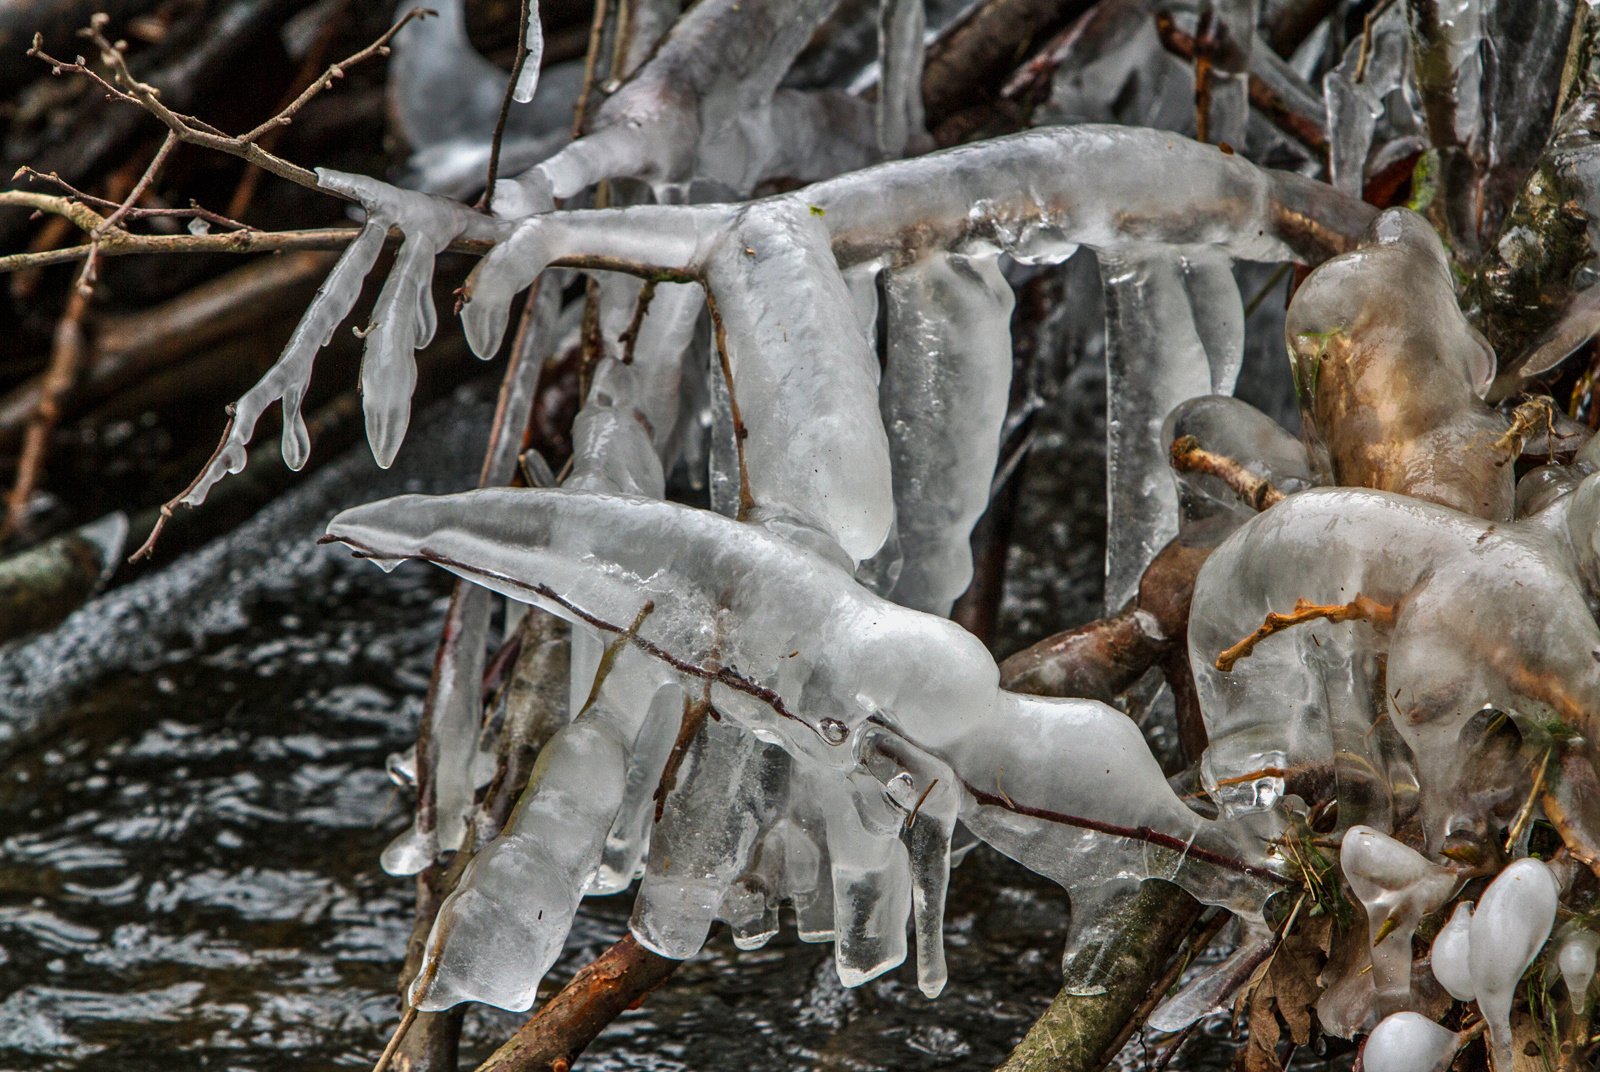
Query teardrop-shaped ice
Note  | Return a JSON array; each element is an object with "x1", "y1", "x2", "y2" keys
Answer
[
  {"x1": 1469, "y1": 858, "x2": 1560, "y2": 1072},
  {"x1": 1340, "y1": 826, "x2": 1458, "y2": 1016},
  {"x1": 1558, "y1": 926, "x2": 1600, "y2": 1013},
  {"x1": 1362, "y1": 1011, "x2": 1460, "y2": 1072},
  {"x1": 1430, "y1": 900, "x2": 1475, "y2": 1002}
]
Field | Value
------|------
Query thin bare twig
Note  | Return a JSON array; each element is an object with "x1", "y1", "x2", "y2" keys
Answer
[
  {"x1": 240, "y1": 6, "x2": 426, "y2": 143},
  {"x1": 372, "y1": 1006, "x2": 418, "y2": 1072},
  {"x1": 15, "y1": 169, "x2": 253, "y2": 231},
  {"x1": 28, "y1": 9, "x2": 435, "y2": 201},
  {"x1": 572, "y1": 0, "x2": 613, "y2": 139},
  {"x1": 93, "y1": 131, "x2": 177, "y2": 238},
  {"x1": 483, "y1": 0, "x2": 533, "y2": 215},
  {"x1": 1215, "y1": 595, "x2": 1397, "y2": 672}
]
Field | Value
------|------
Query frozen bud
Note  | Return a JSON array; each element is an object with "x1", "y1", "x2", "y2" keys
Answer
[
  {"x1": 1470, "y1": 858, "x2": 1559, "y2": 1072},
  {"x1": 1362, "y1": 1011, "x2": 1460, "y2": 1072}
]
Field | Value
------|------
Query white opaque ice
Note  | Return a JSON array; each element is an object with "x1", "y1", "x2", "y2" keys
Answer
[
  {"x1": 1362, "y1": 1011, "x2": 1460, "y2": 1072},
  {"x1": 1430, "y1": 900, "x2": 1474, "y2": 1002},
  {"x1": 1559, "y1": 927, "x2": 1600, "y2": 1012},
  {"x1": 1470, "y1": 858, "x2": 1560, "y2": 1072}
]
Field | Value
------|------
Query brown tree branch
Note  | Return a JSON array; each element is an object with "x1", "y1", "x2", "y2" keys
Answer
[
  {"x1": 3, "y1": 276, "x2": 89, "y2": 541},
  {"x1": 473, "y1": 935, "x2": 679, "y2": 1072}
]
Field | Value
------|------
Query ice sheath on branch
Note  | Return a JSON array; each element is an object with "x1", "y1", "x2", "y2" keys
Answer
[{"x1": 323, "y1": 484, "x2": 1289, "y2": 1013}]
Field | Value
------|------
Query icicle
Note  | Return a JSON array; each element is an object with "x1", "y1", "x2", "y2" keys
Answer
[
  {"x1": 632, "y1": 714, "x2": 773, "y2": 958},
  {"x1": 1099, "y1": 249, "x2": 1226, "y2": 612},
  {"x1": 409, "y1": 651, "x2": 669, "y2": 1011},
  {"x1": 1320, "y1": 3, "x2": 1408, "y2": 198},
  {"x1": 512, "y1": 0, "x2": 544, "y2": 103},
  {"x1": 1470, "y1": 858, "x2": 1559, "y2": 1072},
  {"x1": 876, "y1": 0, "x2": 926, "y2": 158},
  {"x1": 592, "y1": 687, "x2": 682, "y2": 893},
  {"x1": 1362, "y1": 1011, "x2": 1460, "y2": 1072},
  {"x1": 858, "y1": 726, "x2": 960, "y2": 997},
  {"x1": 1338, "y1": 826, "x2": 1458, "y2": 1016},
  {"x1": 1430, "y1": 900, "x2": 1475, "y2": 1002},
  {"x1": 1202, "y1": 0, "x2": 1261, "y2": 149},
  {"x1": 880, "y1": 252, "x2": 1015, "y2": 615}
]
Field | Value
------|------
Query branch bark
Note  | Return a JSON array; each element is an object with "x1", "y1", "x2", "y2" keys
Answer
[
  {"x1": 995, "y1": 881, "x2": 1204, "y2": 1072},
  {"x1": 473, "y1": 935, "x2": 679, "y2": 1072}
]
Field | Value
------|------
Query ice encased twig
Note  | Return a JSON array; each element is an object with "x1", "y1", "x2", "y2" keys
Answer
[
  {"x1": 185, "y1": 170, "x2": 505, "y2": 509},
  {"x1": 324, "y1": 485, "x2": 1285, "y2": 1007}
]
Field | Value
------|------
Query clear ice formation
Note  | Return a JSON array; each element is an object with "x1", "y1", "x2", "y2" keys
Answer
[
  {"x1": 462, "y1": 125, "x2": 1371, "y2": 570},
  {"x1": 1202, "y1": 0, "x2": 1261, "y2": 149},
  {"x1": 1338, "y1": 825, "x2": 1458, "y2": 1016},
  {"x1": 1361, "y1": 1011, "x2": 1461, "y2": 1072},
  {"x1": 324, "y1": 485, "x2": 1285, "y2": 1010},
  {"x1": 490, "y1": 0, "x2": 880, "y2": 216},
  {"x1": 1101, "y1": 246, "x2": 1242, "y2": 611},
  {"x1": 1320, "y1": 3, "x2": 1410, "y2": 198},
  {"x1": 1469, "y1": 858, "x2": 1560, "y2": 1072},
  {"x1": 1189, "y1": 470, "x2": 1600, "y2": 846},
  {"x1": 1430, "y1": 900, "x2": 1475, "y2": 1002},
  {"x1": 182, "y1": 169, "x2": 503, "y2": 509},
  {"x1": 1286, "y1": 208, "x2": 1509, "y2": 520},
  {"x1": 390, "y1": 0, "x2": 577, "y2": 198}
]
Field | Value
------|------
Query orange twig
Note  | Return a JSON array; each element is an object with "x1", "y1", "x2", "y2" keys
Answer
[
  {"x1": 1215, "y1": 595, "x2": 1396, "y2": 672},
  {"x1": 1169, "y1": 435, "x2": 1287, "y2": 511}
]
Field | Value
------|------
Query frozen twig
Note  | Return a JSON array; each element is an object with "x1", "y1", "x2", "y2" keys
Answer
[
  {"x1": 1168, "y1": 435, "x2": 1287, "y2": 511},
  {"x1": 1215, "y1": 594, "x2": 1397, "y2": 672}
]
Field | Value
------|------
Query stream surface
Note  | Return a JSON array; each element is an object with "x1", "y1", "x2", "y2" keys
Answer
[{"x1": 0, "y1": 357, "x2": 1344, "y2": 1069}]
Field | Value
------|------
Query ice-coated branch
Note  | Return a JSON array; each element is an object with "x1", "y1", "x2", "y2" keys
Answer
[
  {"x1": 492, "y1": 0, "x2": 878, "y2": 215},
  {"x1": 323, "y1": 485, "x2": 1286, "y2": 1010}
]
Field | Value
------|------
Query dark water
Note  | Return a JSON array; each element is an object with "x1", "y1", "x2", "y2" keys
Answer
[{"x1": 0, "y1": 554, "x2": 1079, "y2": 1070}]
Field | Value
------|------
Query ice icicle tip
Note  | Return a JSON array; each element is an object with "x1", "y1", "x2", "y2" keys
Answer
[
  {"x1": 1558, "y1": 927, "x2": 1600, "y2": 1012},
  {"x1": 1469, "y1": 857, "x2": 1560, "y2": 1072},
  {"x1": 1362, "y1": 1011, "x2": 1460, "y2": 1072},
  {"x1": 463, "y1": 218, "x2": 550, "y2": 357},
  {"x1": 512, "y1": 0, "x2": 543, "y2": 103},
  {"x1": 1430, "y1": 900, "x2": 1474, "y2": 1002}
]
